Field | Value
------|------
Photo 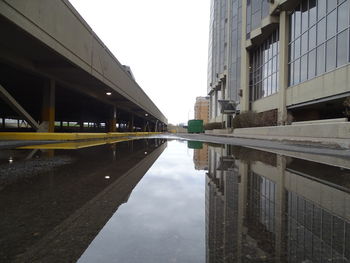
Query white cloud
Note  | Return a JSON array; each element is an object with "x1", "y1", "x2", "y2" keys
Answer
[{"x1": 69, "y1": 0, "x2": 210, "y2": 124}]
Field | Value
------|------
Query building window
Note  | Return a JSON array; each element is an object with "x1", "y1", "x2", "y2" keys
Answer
[
  {"x1": 249, "y1": 172, "x2": 276, "y2": 234},
  {"x1": 287, "y1": 191, "x2": 350, "y2": 262},
  {"x1": 249, "y1": 29, "x2": 280, "y2": 101},
  {"x1": 288, "y1": 0, "x2": 350, "y2": 86},
  {"x1": 246, "y1": 0, "x2": 271, "y2": 39}
]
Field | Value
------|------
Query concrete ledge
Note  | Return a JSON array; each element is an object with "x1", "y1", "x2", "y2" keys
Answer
[
  {"x1": 0, "y1": 132, "x2": 163, "y2": 141},
  {"x1": 205, "y1": 128, "x2": 232, "y2": 135},
  {"x1": 233, "y1": 122, "x2": 350, "y2": 139},
  {"x1": 292, "y1": 118, "x2": 348, "y2": 125}
]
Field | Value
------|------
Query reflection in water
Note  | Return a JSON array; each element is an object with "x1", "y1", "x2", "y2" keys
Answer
[
  {"x1": 1, "y1": 138, "x2": 349, "y2": 262},
  {"x1": 192, "y1": 141, "x2": 209, "y2": 171},
  {"x1": 0, "y1": 139, "x2": 166, "y2": 262},
  {"x1": 206, "y1": 144, "x2": 350, "y2": 262},
  {"x1": 78, "y1": 140, "x2": 206, "y2": 263}
]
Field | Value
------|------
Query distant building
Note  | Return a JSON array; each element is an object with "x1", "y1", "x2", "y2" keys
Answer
[
  {"x1": 193, "y1": 144, "x2": 209, "y2": 171},
  {"x1": 207, "y1": 0, "x2": 350, "y2": 127},
  {"x1": 194, "y1": 96, "x2": 210, "y2": 124}
]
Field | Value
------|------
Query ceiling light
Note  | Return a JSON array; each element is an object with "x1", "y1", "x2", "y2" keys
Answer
[
  {"x1": 145, "y1": 113, "x2": 148, "y2": 117},
  {"x1": 106, "y1": 92, "x2": 112, "y2": 96}
]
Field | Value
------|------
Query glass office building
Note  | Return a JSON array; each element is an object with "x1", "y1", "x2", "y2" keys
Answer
[
  {"x1": 207, "y1": 0, "x2": 242, "y2": 125},
  {"x1": 207, "y1": 0, "x2": 350, "y2": 126}
]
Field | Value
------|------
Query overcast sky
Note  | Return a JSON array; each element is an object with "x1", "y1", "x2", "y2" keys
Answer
[{"x1": 69, "y1": 0, "x2": 210, "y2": 125}]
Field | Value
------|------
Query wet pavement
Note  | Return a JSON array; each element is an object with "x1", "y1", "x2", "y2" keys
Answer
[{"x1": 0, "y1": 136, "x2": 349, "y2": 262}]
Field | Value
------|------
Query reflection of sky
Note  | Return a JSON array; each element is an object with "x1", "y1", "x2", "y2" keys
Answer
[{"x1": 78, "y1": 141, "x2": 206, "y2": 263}]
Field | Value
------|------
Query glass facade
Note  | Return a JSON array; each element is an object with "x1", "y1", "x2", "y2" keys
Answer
[
  {"x1": 246, "y1": 0, "x2": 270, "y2": 39},
  {"x1": 207, "y1": 0, "x2": 228, "y2": 94},
  {"x1": 228, "y1": 0, "x2": 242, "y2": 102},
  {"x1": 287, "y1": 191, "x2": 350, "y2": 262},
  {"x1": 249, "y1": 29, "x2": 280, "y2": 101},
  {"x1": 207, "y1": 0, "x2": 215, "y2": 94},
  {"x1": 207, "y1": 0, "x2": 243, "y2": 119},
  {"x1": 248, "y1": 172, "x2": 276, "y2": 234},
  {"x1": 288, "y1": 0, "x2": 350, "y2": 86},
  {"x1": 206, "y1": 146, "x2": 240, "y2": 262},
  {"x1": 206, "y1": 145, "x2": 350, "y2": 262}
]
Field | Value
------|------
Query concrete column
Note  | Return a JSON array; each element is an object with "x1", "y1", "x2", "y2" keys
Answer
[
  {"x1": 226, "y1": 0, "x2": 233, "y2": 101},
  {"x1": 240, "y1": 0, "x2": 250, "y2": 112},
  {"x1": 2, "y1": 117, "x2": 5, "y2": 129},
  {"x1": 143, "y1": 120, "x2": 146, "y2": 132},
  {"x1": 275, "y1": 155, "x2": 287, "y2": 260},
  {"x1": 129, "y1": 114, "x2": 134, "y2": 132},
  {"x1": 237, "y1": 160, "x2": 249, "y2": 260},
  {"x1": 278, "y1": 11, "x2": 289, "y2": 125},
  {"x1": 111, "y1": 144, "x2": 117, "y2": 161},
  {"x1": 41, "y1": 79, "x2": 56, "y2": 132},
  {"x1": 155, "y1": 120, "x2": 159, "y2": 132},
  {"x1": 109, "y1": 105, "x2": 117, "y2": 132}
]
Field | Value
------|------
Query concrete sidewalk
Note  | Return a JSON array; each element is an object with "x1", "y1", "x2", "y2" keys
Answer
[
  {"x1": 202, "y1": 121, "x2": 350, "y2": 149},
  {"x1": 175, "y1": 133, "x2": 350, "y2": 158}
]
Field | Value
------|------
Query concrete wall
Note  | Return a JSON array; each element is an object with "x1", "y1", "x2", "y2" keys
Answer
[
  {"x1": 250, "y1": 161, "x2": 279, "y2": 181},
  {"x1": 233, "y1": 122, "x2": 350, "y2": 139},
  {"x1": 285, "y1": 171, "x2": 350, "y2": 219},
  {"x1": 209, "y1": 114, "x2": 224, "y2": 124},
  {"x1": 251, "y1": 93, "x2": 279, "y2": 113},
  {"x1": 0, "y1": 0, "x2": 167, "y2": 124},
  {"x1": 286, "y1": 64, "x2": 350, "y2": 107}
]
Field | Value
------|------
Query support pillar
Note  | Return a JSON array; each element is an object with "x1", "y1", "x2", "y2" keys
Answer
[
  {"x1": 143, "y1": 120, "x2": 148, "y2": 132},
  {"x1": 237, "y1": 160, "x2": 249, "y2": 261},
  {"x1": 275, "y1": 155, "x2": 287, "y2": 261},
  {"x1": 109, "y1": 105, "x2": 117, "y2": 132},
  {"x1": 2, "y1": 117, "x2": 5, "y2": 129},
  {"x1": 278, "y1": 11, "x2": 289, "y2": 125},
  {"x1": 41, "y1": 79, "x2": 56, "y2": 132},
  {"x1": 129, "y1": 113, "x2": 134, "y2": 132},
  {"x1": 240, "y1": 0, "x2": 250, "y2": 112},
  {"x1": 155, "y1": 120, "x2": 159, "y2": 132}
]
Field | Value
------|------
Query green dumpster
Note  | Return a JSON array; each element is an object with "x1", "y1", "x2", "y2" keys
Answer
[{"x1": 187, "y1": 119, "x2": 204, "y2": 133}]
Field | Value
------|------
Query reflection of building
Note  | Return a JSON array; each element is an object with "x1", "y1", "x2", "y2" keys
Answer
[
  {"x1": 193, "y1": 144, "x2": 209, "y2": 170},
  {"x1": 194, "y1": 96, "x2": 210, "y2": 124},
  {"x1": 0, "y1": 139, "x2": 166, "y2": 262},
  {"x1": 206, "y1": 145, "x2": 239, "y2": 262},
  {"x1": 285, "y1": 159, "x2": 350, "y2": 262},
  {"x1": 206, "y1": 144, "x2": 350, "y2": 262},
  {"x1": 208, "y1": 0, "x2": 350, "y2": 127}
]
